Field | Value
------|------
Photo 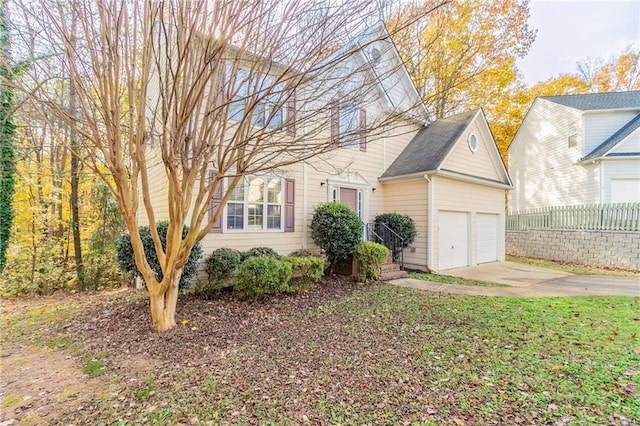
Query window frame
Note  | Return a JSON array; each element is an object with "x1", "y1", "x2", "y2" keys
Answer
[
  {"x1": 332, "y1": 101, "x2": 366, "y2": 151},
  {"x1": 224, "y1": 176, "x2": 285, "y2": 232}
]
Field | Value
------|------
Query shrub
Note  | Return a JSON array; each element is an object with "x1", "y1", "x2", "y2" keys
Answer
[
  {"x1": 310, "y1": 202, "x2": 363, "y2": 274},
  {"x1": 204, "y1": 247, "x2": 242, "y2": 291},
  {"x1": 241, "y1": 246, "x2": 280, "y2": 262},
  {"x1": 285, "y1": 255, "x2": 326, "y2": 290},
  {"x1": 354, "y1": 241, "x2": 389, "y2": 283},
  {"x1": 116, "y1": 221, "x2": 203, "y2": 291},
  {"x1": 374, "y1": 212, "x2": 417, "y2": 260},
  {"x1": 288, "y1": 248, "x2": 317, "y2": 257},
  {"x1": 235, "y1": 255, "x2": 292, "y2": 299}
]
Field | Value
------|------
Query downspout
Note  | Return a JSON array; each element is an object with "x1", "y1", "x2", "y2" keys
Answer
[
  {"x1": 424, "y1": 174, "x2": 434, "y2": 272},
  {"x1": 303, "y1": 160, "x2": 308, "y2": 248},
  {"x1": 599, "y1": 160, "x2": 604, "y2": 204}
]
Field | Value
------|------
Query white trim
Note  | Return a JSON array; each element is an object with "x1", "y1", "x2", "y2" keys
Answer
[
  {"x1": 380, "y1": 169, "x2": 512, "y2": 190},
  {"x1": 425, "y1": 174, "x2": 434, "y2": 271}
]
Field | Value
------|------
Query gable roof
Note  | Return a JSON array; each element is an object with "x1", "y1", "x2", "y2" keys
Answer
[
  {"x1": 582, "y1": 113, "x2": 640, "y2": 161},
  {"x1": 318, "y1": 21, "x2": 429, "y2": 123},
  {"x1": 380, "y1": 109, "x2": 478, "y2": 178},
  {"x1": 541, "y1": 91, "x2": 640, "y2": 111}
]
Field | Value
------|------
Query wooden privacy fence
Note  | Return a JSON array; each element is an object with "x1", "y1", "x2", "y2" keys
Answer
[{"x1": 507, "y1": 203, "x2": 640, "y2": 231}]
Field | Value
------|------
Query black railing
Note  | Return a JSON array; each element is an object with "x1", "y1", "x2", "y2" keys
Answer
[{"x1": 365, "y1": 222, "x2": 404, "y2": 269}]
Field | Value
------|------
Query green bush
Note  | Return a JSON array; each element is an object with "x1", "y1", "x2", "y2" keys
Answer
[
  {"x1": 116, "y1": 221, "x2": 202, "y2": 291},
  {"x1": 241, "y1": 246, "x2": 280, "y2": 262},
  {"x1": 288, "y1": 248, "x2": 317, "y2": 257},
  {"x1": 203, "y1": 247, "x2": 242, "y2": 291},
  {"x1": 235, "y1": 255, "x2": 292, "y2": 299},
  {"x1": 285, "y1": 255, "x2": 325, "y2": 290},
  {"x1": 354, "y1": 241, "x2": 389, "y2": 283},
  {"x1": 374, "y1": 212, "x2": 417, "y2": 260},
  {"x1": 310, "y1": 202, "x2": 363, "y2": 274}
]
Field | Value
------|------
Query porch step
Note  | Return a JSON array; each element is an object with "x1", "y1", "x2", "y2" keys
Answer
[
  {"x1": 380, "y1": 269, "x2": 408, "y2": 280},
  {"x1": 379, "y1": 259, "x2": 407, "y2": 281}
]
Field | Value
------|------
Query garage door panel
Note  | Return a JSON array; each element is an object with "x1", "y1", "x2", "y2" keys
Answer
[
  {"x1": 439, "y1": 211, "x2": 469, "y2": 270},
  {"x1": 477, "y1": 213, "x2": 498, "y2": 264}
]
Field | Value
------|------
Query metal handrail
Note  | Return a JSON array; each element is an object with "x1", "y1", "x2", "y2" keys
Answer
[{"x1": 365, "y1": 222, "x2": 404, "y2": 269}]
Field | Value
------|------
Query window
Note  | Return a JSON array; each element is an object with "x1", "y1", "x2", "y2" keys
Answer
[
  {"x1": 468, "y1": 133, "x2": 478, "y2": 153},
  {"x1": 332, "y1": 102, "x2": 366, "y2": 151},
  {"x1": 226, "y1": 176, "x2": 284, "y2": 231},
  {"x1": 228, "y1": 66, "x2": 288, "y2": 130},
  {"x1": 339, "y1": 105, "x2": 360, "y2": 147},
  {"x1": 568, "y1": 124, "x2": 578, "y2": 148}
]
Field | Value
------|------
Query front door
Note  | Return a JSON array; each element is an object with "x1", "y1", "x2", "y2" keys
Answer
[{"x1": 339, "y1": 188, "x2": 358, "y2": 213}]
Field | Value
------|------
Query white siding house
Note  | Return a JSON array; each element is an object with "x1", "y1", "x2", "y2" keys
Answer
[{"x1": 508, "y1": 91, "x2": 640, "y2": 211}]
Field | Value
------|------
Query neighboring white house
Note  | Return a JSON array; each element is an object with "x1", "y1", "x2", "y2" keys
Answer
[
  {"x1": 146, "y1": 24, "x2": 510, "y2": 272},
  {"x1": 508, "y1": 91, "x2": 640, "y2": 212},
  {"x1": 379, "y1": 109, "x2": 512, "y2": 272}
]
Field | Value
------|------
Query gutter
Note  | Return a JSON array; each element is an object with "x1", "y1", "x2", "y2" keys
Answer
[{"x1": 380, "y1": 169, "x2": 512, "y2": 190}]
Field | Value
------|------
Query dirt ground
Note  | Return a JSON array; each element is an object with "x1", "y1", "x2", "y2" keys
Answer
[{"x1": 0, "y1": 279, "x2": 360, "y2": 425}]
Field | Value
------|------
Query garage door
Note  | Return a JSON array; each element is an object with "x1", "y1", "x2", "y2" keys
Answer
[
  {"x1": 439, "y1": 211, "x2": 469, "y2": 270},
  {"x1": 476, "y1": 213, "x2": 499, "y2": 264}
]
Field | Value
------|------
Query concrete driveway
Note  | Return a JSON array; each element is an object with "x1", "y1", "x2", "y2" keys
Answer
[{"x1": 389, "y1": 261, "x2": 640, "y2": 297}]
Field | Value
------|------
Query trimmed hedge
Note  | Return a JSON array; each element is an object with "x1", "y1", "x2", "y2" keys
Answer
[
  {"x1": 285, "y1": 255, "x2": 325, "y2": 290},
  {"x1": 235, "y1": 255, "x2": 292, "y2": 299},
  {"x1": 204, "y1": 247, "x2": 242, "y2": 291},
  {"x1": 310, "y1": 202, "x2": 363, "y2": 273},
  {"x1": 354, "y1": 241, "x2": 388, "y2": 283}
]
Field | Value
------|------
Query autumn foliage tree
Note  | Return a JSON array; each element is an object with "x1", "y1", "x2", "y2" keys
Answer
[
  {"x1": 6, "y1": 0, "x2": 435, "y2": 331},
  {"x1": 389, "y1": 0, "x2": 535, "y2": 120}
]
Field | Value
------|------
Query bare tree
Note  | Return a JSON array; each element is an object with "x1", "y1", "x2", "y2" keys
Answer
[{"x1": 7, "y1": 0, "x2": 433, "y2": 331}]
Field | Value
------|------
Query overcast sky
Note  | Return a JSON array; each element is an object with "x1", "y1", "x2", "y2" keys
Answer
[{"x1": 516, "y1": 0, "x2": 640, "y2": 86}]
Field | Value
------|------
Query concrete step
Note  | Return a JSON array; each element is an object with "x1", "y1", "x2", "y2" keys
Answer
[{"x1": 380, "y1": 269, "x2": 408, "y2": 280}]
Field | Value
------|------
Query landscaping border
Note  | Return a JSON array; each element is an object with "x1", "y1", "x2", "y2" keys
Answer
[{"x1": 506, "y1": 228, "x2": 640, "y2": 271}]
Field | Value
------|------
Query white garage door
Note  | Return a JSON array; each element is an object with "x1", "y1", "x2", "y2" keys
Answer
[
  {"x1": 476, "y1": 213, "x2": 499, "y2": 264},
  {"x1": 611, "y1": 179, "x2": 640, "y2": 203},
  {"x1": 439, "y1": 211, "x2": 469, "y2": 270}
]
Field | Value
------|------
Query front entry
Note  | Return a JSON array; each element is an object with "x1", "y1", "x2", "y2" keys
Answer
[{"x1": 339, "y1": 188, "x2": 358, "y2": 213}]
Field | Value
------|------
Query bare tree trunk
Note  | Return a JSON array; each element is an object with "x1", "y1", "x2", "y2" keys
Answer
[
  {"x1": 148, "y1": 269, "x2": 182, "y2": 332},
  {"x1": 68, "y1": 14, "x2": 84, "y2": 290}
]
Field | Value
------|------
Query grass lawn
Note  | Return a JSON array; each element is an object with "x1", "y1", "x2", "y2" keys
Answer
[
  {"x1": 407, "y1": 271, "x2": 511, "y2": 287},
  {"x1": 2, "y1": 283, "x2": 639, "y2": 425}
]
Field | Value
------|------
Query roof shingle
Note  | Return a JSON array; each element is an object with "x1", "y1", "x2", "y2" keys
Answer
[
  {"x1": 541, "y1": 91, "x2": 640, "y2": 111},
  {"x1": 380, "y1": 109, "x2": 478, "y2": 178}
]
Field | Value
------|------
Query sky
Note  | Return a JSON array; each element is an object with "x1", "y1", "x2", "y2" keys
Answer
[{"x1": 516, "y1": 0, "x2": 640, "y2": 86}]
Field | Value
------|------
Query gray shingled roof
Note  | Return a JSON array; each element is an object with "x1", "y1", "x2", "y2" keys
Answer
[
  {"x1": 542, "y1": 91, "x2": 640, "y2": 111},
  {"x1": 381, "y1": 109, "x2": 478, "y2": 178},
  {"x1": 582, "y1": 113, "x2": 640, "y2": 160}
]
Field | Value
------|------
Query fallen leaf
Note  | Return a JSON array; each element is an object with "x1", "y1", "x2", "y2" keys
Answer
[
  {"x1": 181, "y1": 319, "x2": 189, "y2": 325},
  {"x1": 452, "y1": 417, "x2": 465, "y2": 425}
]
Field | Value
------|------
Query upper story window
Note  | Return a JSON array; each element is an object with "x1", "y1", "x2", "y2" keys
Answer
[
  {"x1": 331, "y1": 101, "x2": 367, "y2": 151},
  {"x1": 227, "y1": 66, "x2": 293, "y2": 132},
  {"x1": 568, "y1": 123, "x2": 578, "y2": 148}
]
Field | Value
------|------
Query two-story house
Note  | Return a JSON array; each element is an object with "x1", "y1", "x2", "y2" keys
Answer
[
  {"x1": 146, "y1": 23, "x2": 511, "y2": 273},
  {"x1": 508, "y1": 91, "x2": 640, "y2": 212}
]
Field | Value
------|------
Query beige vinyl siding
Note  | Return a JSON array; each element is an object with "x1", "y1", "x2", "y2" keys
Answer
[
  {"x1": 432, "y1": 176, "x2": 505, "y2": 270},
  {"x1": 583, "y1": 111, "x2": 638, "y2": 154},
  {"x1": 443, "y1": 118, "x2": 503, "y2": 182},
  {"x1": 381, "y1": 179, "x2": 428, "y2": 270},
  {"x1": 508, "y1": 99, "x2": 587, "y2": 211}
]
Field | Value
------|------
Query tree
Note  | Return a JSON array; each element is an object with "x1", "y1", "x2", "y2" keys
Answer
[
  {"x1": 578, "y1": 46, "x2": 640, "y2": 93},
  {"x1": 8, "y1": 0, "x2": 434, "y2": 331},
  {"x1": 389, "y1": 0, "x2": 536, "y2": 120}
]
